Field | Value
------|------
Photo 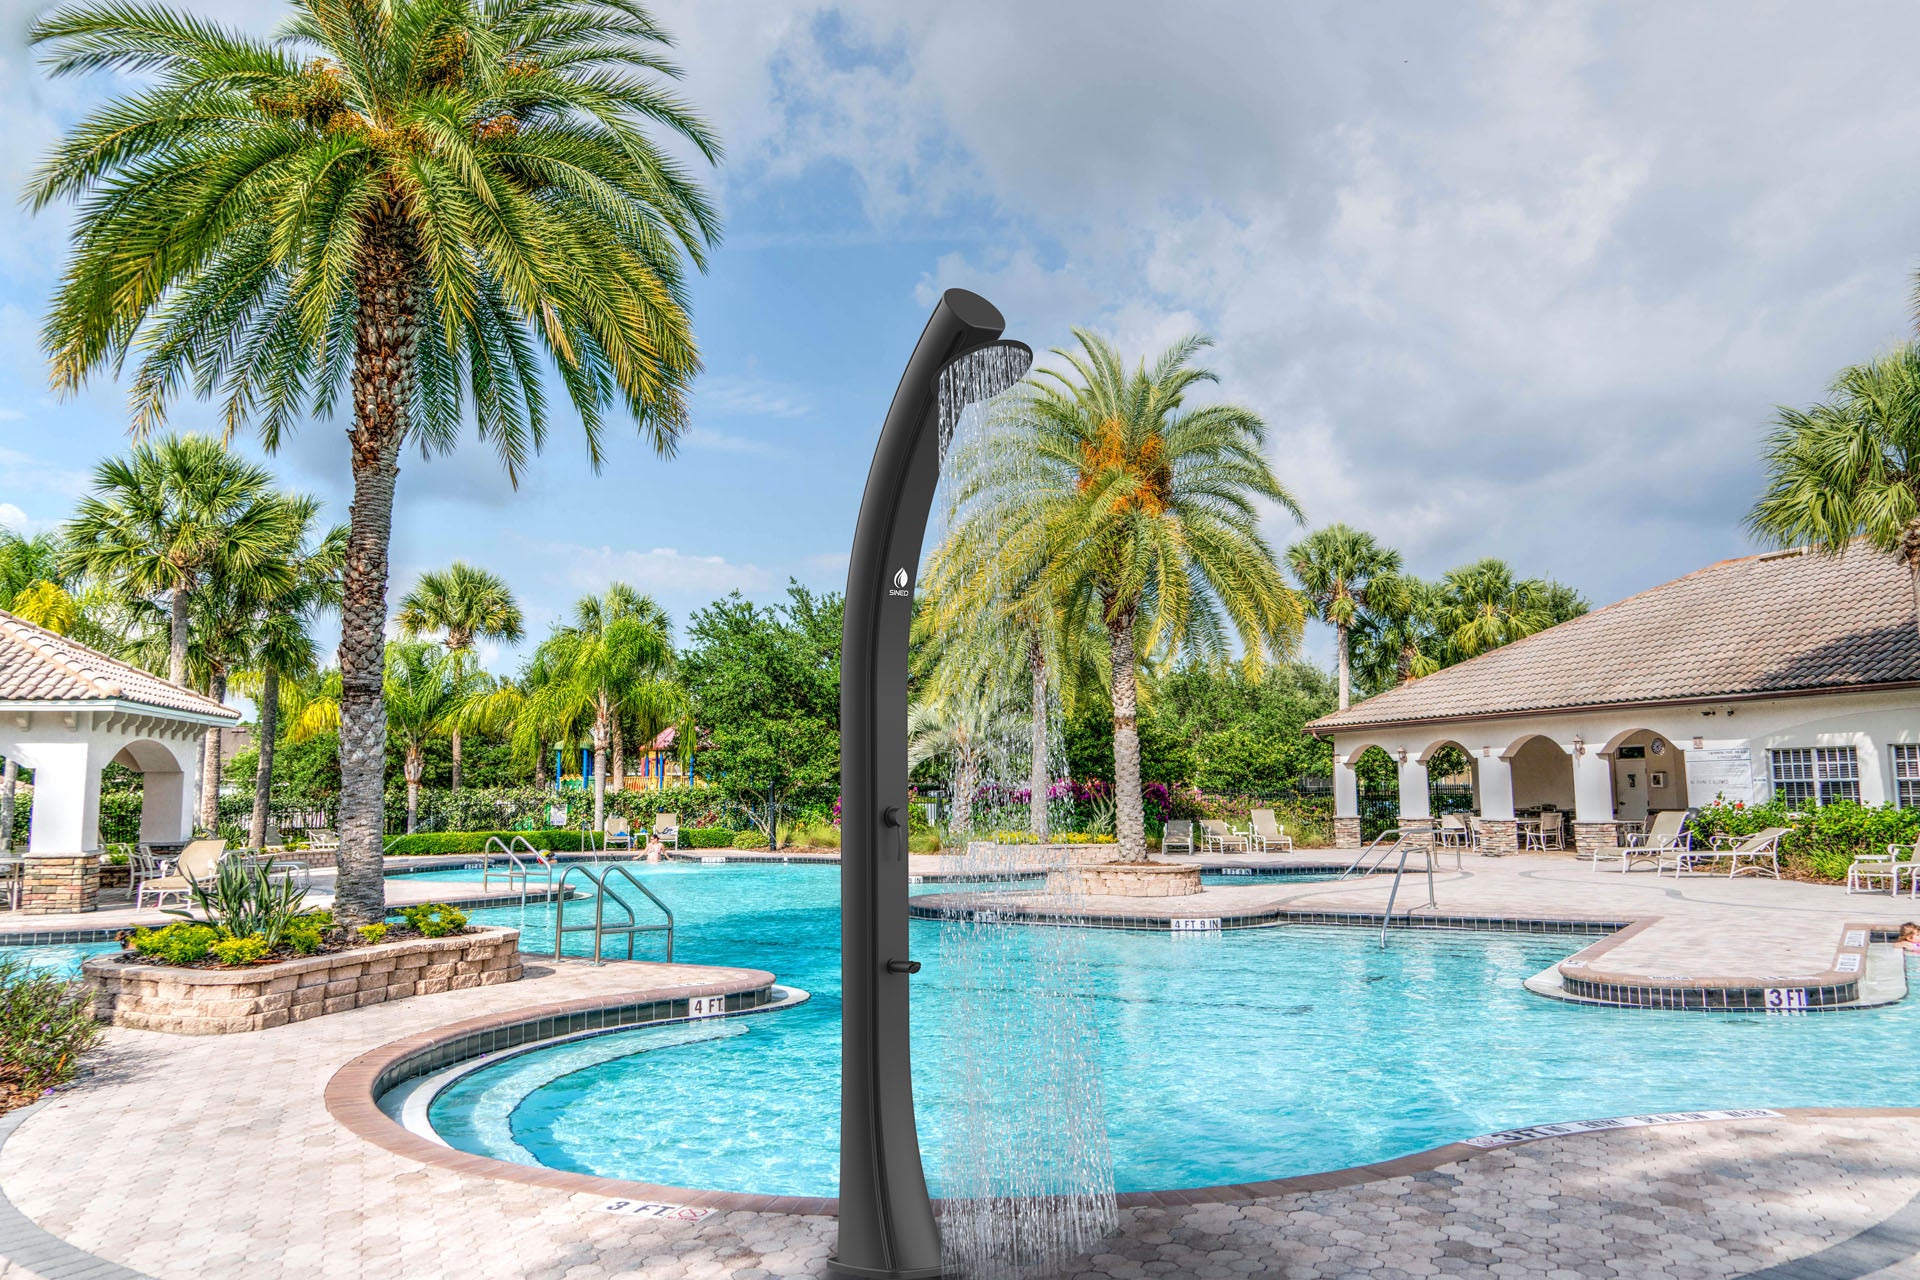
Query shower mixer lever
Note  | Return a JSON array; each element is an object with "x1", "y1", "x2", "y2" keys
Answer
[{"x1": 885, "y1": 959, "x2": 921, "y2": 975}]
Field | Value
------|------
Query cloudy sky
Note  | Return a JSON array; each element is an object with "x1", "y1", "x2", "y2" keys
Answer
[{"x1": 3, "y1": 0, "x2": 1917, "y2": 672}]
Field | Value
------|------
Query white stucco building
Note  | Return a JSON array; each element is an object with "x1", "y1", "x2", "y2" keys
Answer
[
  {"x1": 1308, "y1": 545, "x2": 1920, "y2": 854},
  {"x1": 0, "y1": 609, "x2": 239, "y2": 913}
]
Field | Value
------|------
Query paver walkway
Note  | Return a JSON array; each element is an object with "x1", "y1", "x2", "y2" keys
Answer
[{"x1": 3, "y1": 953, "x2": 1920, "y2": 1278}]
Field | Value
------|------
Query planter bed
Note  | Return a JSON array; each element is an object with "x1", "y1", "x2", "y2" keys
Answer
[
  {"x1": 1047, "y1": 861, "x2": 1203, "y2": 897},
  {"x1": 82, "y1": 926, "x2": 523, "y2": 1035}
]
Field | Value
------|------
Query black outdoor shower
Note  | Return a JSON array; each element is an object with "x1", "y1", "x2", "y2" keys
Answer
[{"x1": 832, "y1": 289, "x2": 1031, "y2": 1279}]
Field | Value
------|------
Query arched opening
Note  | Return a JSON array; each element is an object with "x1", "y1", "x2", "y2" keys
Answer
[
  {"x1": 1600, "y1": 728, "x2": 1688, "y2": 828},
  {"x1": 1350, "y1": 745, "x2": 1400, "y2": 840},
  {"x1": 111, "y1": 738, "x2": 194, "y2": 848},
  {"x1": 1417, "y1": 739, "x2": 1478, "y2": 821},
  {"x1": 1505, "y1": 734, "x2": 1575, "y2": 850}
]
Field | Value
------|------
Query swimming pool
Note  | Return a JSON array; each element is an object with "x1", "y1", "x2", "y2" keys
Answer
[
  {"x1": 2, "y1": 940, "x2": 122, "y2": 980},
  {"x1": 402, "y1": 862, "x2": 1920, "y2": 1197}
]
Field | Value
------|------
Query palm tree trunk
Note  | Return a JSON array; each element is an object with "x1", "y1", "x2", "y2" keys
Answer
[
  {"x1": 1028, "y1": 635, "x2": 1050, "y2": 841},
  {"x1": 1108, "y1": 610, "x2": 1146, "y2": 863},
  {"x1": 450, "y1": 728, "x2": 463, "y2": 792},
  {"x1": 0, "y1": 756, "x2": 16, "y2": 853},
  {"x1": 1336, "y1": 620, "x2": 1352, "y2": 710},
  {"x1": 612, "y1": 722, "x2": 625, "y2": 792},
  {"x1": 1905, "y1": 520, "x2": 1920, "y2": 653},
  {"x1": 591, "y1": 703, "x2": 609, "y2": 838},
  {"x1": 199, "y1": 668, "x2": 226, "y2": 834},
  {"x1": 249, "y1": 667, "x2": 279, "y2": 850},
  {"x1": 953, "y1": 751, "x2": 978, "y2": 846},
  {"x1": 334, "y1": 210, "x2": 420, "y2": 925},
  {"x1": 168, "y1": 582, "x2": 190, "y2": 686}
]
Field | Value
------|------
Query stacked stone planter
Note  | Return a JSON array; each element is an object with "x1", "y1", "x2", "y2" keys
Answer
[
  {"x1": 83, "y1": 926, "x2": 522, "y2": 1035},
  {"x1": 1047, "y1": 862, "x2": 1203, "y2": 897}
]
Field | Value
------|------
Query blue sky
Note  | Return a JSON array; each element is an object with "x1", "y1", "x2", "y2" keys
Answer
[{"x1": 6, "y1": 2, "x2": 1920, "y2": 677}]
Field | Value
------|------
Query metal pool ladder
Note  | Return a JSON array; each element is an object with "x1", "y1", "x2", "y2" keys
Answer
[
  {"x1": 1339, "y1": 828, "x2": 1405, "y2": 879},
  {"x1": 482, "y1": 835, "x2": 554, "y2": 903},
  {"x1": 554, "y1": 864, "x2": 674, "y2": 964},
  {"x1": 1338, "y1": 829, "x2": 1444, "y2": 949}
]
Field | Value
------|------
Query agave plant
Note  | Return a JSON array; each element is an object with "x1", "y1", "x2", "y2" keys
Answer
[{"x1": 170, "y1": 857, "x2": 311, "y2": 950}]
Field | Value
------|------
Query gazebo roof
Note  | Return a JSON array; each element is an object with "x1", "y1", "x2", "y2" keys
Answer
[{"x1": 0, "y1": 608, "x2": 238, "y2": 723}]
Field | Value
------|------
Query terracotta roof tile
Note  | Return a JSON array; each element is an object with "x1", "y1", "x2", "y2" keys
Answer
[
  {"x1": 0, "y1": 608, "x2": 239, "y2": 720},
  {"x1": 1308, "y1": 545, "x2": 1919, "y2": 735}
]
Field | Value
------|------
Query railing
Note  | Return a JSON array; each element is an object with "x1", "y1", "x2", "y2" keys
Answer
[
  {"x1": 553, "y1": 864, "x2": 674, "y2": 964},
  {"x1": 1340, "y1": 829, "x2": 1404, "y2": 879},
  {"x1": 482, "y1": 836, "x2": 554, "y2": 902},
  {"x1": 1377, "y1": 838, "x2": 1440, "y2": 949}
]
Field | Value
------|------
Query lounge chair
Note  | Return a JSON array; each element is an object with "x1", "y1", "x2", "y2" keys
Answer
[
  {"x1": 1199, "y1": 819, "x2": 1248, "y2": 854},
  {"x1": 1466, "y1": 815, "x2": 1493, "y2": 855},
  {"x1": 135, "y1": 839, "x2": 227, "y2": 910},
  {"x1": 1592, "y1": 809, "x2": 1687, "y2": 874},
  {"x1": 652, "y1": 813, "x2": 680, "y2": 849},
  {"x1": 1161, "y1": 820, "x2": 1195, "y2": 855},
  {"x1": 1724, "y1": 827, "x2": 1787, "y2": 879},
  {"x1": 1249, "y1": 809, "x2": 1292, "y2": 853},
  {"x1": 604, "y1": 815, "x2": 635, "y2": 851},
  {"x1": 304, "y1": 828, "x2": 339, "y2": 853},
  {"x1": 1848, "y1": 844, "x2": 1903, "y2": 894}
]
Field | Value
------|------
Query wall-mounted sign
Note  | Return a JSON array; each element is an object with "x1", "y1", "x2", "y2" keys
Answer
[{"x1": 1685, "y1": 746, "x2": 1756, "y2": 805}]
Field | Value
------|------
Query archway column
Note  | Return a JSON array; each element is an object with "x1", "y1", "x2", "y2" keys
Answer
[
  {"x1": 1396, "y1": 755, "x2": 1433, "y2": 850},
  {"x1": 1475, "y1": 751, "x2": 1518, "y2": 855},
  {"x1": 1332, "y1": 756, "x2": 1361, "y2": 848},
  {"x1": 1571, "y1": 743, "x2": 1621, "y2": 857}
]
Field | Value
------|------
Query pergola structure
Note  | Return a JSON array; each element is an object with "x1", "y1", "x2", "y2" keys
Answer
[{"x1": 0, "y1": 608, "x2": 238, "y2": 914}]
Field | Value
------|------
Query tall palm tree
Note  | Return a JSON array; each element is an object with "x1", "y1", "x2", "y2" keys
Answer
[
  {"x1": 907, "y1": 690, "x2": 1021, "y2": 843},
  {"x1": 1751, "y1": 344, "x2": 1920, "y2": 635},
  {"x1": 525, "y1": 585, "x2": 675, "y2": 834},
  {"x1": 1432, "y1": 559, "x2": 1584, "y2": 661},
  {"x1": 1287, "y1": 524, "x2": 1402, "y2": 710},
  {"x1": 397, "y1": 561, "x2": 523, "y2": 789},
  {"x1": 32, "y1": 0, "x2": 721, "y2": 922},
  {"x1": 1350, "y1": 571, "x2": 1442, "y2": 696},
  {"x1": 1011, "y1": 331, "x2": 1305, "y2": 862},
  {"x1": 62, "y1": 436, "x2": 289, "y2": 686},
  {"x1": 232, "y1": 516, "x2": 346, "y2": 848}
]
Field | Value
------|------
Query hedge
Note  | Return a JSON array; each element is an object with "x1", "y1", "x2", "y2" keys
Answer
[
  {"x1": 1690, "y1": 798, "x2": 1920, "y2": 882},
  {"x1": 383, "y1": 829, "x2": 602, "y2": 856},
  {"x1": 684, "y1": 827, "x2": 734, "y2": 849}
]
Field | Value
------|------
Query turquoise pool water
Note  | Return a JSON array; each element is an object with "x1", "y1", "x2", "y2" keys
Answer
[
  {"x1": 3, "y1": 941, "x2": 121, "y2": 979},
  {"x1": 415, "y1": 862, "x2": 1920, "y2": 1197}
]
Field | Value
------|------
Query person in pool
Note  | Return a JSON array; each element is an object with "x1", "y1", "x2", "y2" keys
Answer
[
  {"x1": 1899, "y1": 923, "x2": 1920, "y2": 953},
  {"x1": 643, "y1": 832, "x2": 665, "y2": 864}
]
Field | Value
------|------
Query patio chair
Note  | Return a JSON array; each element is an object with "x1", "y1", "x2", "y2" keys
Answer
[
  {"x1": 604, "y1": 815, "x2": 635, "y2": 851},
  {"x1": 135, "y1": 839, "x2": 227, "y2": 910},
  {"x1": 1249, "y1": 809, "x2": 1293, "y2": 853},
  {"x1": 1724, "y1": 827, "x2": 1788, "y2": 879},
  {"x1": 1435, "y1": 814, "x2": 1470, "y2": 850},
  {"x1": 1525, "y1": 812, "x2": 1564, "y2": 851},
  {"x1": 1199, "y1": 819, "x2": 1248, "y2": 854},
  {"x1": 1848, "y1": 845, "x2": 1902, "y2": 894},
  {"x1": 1161, "y1": 820, "x2": 1195, "y2": 855},
  {"x1": 1591, "y1": 809, "x2": 1683, "y2": 873},
  {"x1": 304, "y1": 829, "x2": 340, "y2": 853},
  {"x1": 1466, "y1": 815, "x2": 1494, "y2": 855},
  {"x1": 652, "y1": 813, "x2": 680, "y2": 849}
]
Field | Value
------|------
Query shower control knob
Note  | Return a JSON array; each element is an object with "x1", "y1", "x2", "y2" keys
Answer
[
  {"x1": 882, "y1": 806, "x2": 903, "y2": 828},
  {"x1": 886, "y1": 959, "x2": 921, "y2": 975}
]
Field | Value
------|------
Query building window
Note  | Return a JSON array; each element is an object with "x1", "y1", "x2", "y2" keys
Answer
[
  {"x1": 1893, "y1": 744, "x2": 1920, "y2": 810},
  {"x1": 1769, "y1": 747, "x2": 1860, "y2": 806}
]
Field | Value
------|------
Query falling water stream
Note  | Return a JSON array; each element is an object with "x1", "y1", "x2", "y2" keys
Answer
[{"x1": 928, "y1": 346, "x2": 1118, "y2": 1278}]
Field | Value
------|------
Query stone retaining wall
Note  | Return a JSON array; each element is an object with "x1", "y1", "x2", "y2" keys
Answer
[
  {"x1": 1047, "y1": 862, "x2": 1202, "y2": 897},
  {"x1": 82, "y1": 927, "x2": 522, "y2": 1035}
]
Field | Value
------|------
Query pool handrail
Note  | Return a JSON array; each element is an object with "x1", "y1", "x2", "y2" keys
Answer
[
  {"x1": 552, "y1": 863, "x2": 674, "y2": 963},
  {"x1": 482, "y1": 836, "x2": 554, "y2": 902},
  {"x1": 1340, "y1": 829, "x2": 1404, "y2": 879}
]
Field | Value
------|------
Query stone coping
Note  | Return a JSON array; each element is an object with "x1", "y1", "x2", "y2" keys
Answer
[
  {"x1": 1552, "y1": 917, "x2": 1885, "y2": 1009},
  {"x1": 325, "y1": 984, "x2": 1915, "y2": 1216}
]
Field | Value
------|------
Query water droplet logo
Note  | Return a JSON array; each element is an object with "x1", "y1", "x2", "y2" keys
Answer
[
  {"x1": 892, "y1": 567, "x2": 910, "y2": 589},
  {"x1": 887, "y1": 567, "x2": 912, "y2": 597}
]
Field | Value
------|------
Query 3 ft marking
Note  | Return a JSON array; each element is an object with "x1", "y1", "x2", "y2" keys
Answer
[
  {"x1": 688, "y1": 995, "x2": 728, "y2": 1018},
  {"x1": 1764, "y1": 988, "x2": 1810, "y2": 1013},
  {"x1": 599, "y1": 1200, "x2": 713, "y2": 1221},
  {"x1": 701, "y1": 855, "x2": 727, "y2": 865},
  {"x1": 1171, "y1": 917, "x2": 1222, "y2": 932}
]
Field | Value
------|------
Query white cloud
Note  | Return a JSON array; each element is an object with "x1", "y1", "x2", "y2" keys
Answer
[
  {"x1": 683, "y1": 426, "x2": 789, "y2": 458},
  {"x1": 696, "y1": 373, "x2": 812, "y2": 419},
  {"x1": 0, "y1": 502, "x2": 34, "y2": 532},
  {"x1": 554, "y1": 543, "x2": 775, "y2": 596}
]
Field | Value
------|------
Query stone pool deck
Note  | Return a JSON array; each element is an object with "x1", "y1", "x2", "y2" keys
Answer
[
  {"x1": 4, "y1": 952, "x2": 1920, "y2": 1278},
  {"x1": 919, "y1": 851, "x2": 1917, "y2": 1009}
]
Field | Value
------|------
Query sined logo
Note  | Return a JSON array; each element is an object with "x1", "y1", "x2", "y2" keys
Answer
[{"x1": 888, "y1": 567, "x2": 912, "y2": 597}]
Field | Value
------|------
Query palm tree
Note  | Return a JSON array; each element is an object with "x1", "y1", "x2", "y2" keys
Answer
[
  {"x1": 397, "y1": 562, "x2": 523, "y2": 789},
  {"x1": 524, "y1": 585, "x2": 675, "y2": 834},
  {"x1": 1287, "y1": 524, "x2": 1402, "y2": 711},
  {"x1": 1013, "y1": 331, "x2": 1305, "y2": 862},
  {"x1": 32, "y1": 0, "x2": 721, "y2": 922},
  {"x1": 1432, "y1": 559, "x2": 1585, "y2": 661},
  {"x1": 1751, "y1": 344, "x2": 1920, "y2": 634},
  {"x1": 62, "y1": 436, "x2": 290, "y2": 686},
  {"x1": 0, "y1": 530, "x2": 76, "y2": 631},
  {"x1": 907, "y1": 690, "x2": 1021, "y2": 842},
  {"x1": 232, "y1": 517, "x2": 346, "y2": 848},
  {"x1": 1350, "y1": 571, "x2": 1442, "y2": 696}
]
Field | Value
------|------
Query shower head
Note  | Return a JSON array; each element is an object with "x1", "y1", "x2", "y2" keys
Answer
[{"x1": 938, "y1": 338, "x2": 1034, "y2": 406}]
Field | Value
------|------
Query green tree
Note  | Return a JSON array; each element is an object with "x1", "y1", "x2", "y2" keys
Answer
[
  {"x1": 0, "y1": 530, "x2": 78, "y2": 632},
  {"x1": 906, "y1": 689, "x2": 1021, "y2": 841},
  {"x1": 1350, "y1": 571, "x2": 1441, "y2": 696},
  {"x1": 1433, "y1": 559, "x2": 1585, "y2": 660},
  {"x1": 31, "y1": 0, "x2": 722, "y2": 922},
  {"x1": 62, "y1": 435, "x2": 290, "y2": 686},
  {"x1": 1750, "y1": 343, "x2": 1920, "y2": 632},
  {"x1": 1286, "y1": 523, "x2": 1401, "y2": 711},
  {"x1": 682, "y1": 585, "x2": 840, "y2": 850},
  {"x1": 397, "y1": 562, "x2": 523, "y2": 789},
  {"x1": 1014, "y1": 331, "x2": 1305, "y2": 861},
  {"x1": 524, "y1": 584, "x2": 675, "y2": 834}
]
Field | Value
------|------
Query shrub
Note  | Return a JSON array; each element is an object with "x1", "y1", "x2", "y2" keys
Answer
[
  {"x1": 398, "y1": 903, "x2": 468, "y2": 938},
  {"x1": 383, "y1": 829, "x2": 598, "y2": 856},
  {"x1": 733, "y1": 829, "x2": 773, "y2": 849},
  {"x1": 683, "y1": 827, "x2": 734, "y2": 849},
  {"x1": 791, "y1": 820, "x2": 840, "y2": 849},
  {"x1": 178, "y1": 856, "x2": 310, "y2": 949},
  {"x1": 285, "y1": 923, "x2": 324, "y2": 955},
  {"x1": 128, "y1": 923, "x2": 220, "y2": 965},
  {"x1": 356, "y1": 923, "x2": 389, "y2": 944},
  {"x1": 0, "y1": 954, "x2": 101, "y2": 1105},
  {"x1": 1690, "y1": 798, "x2": 1920, "y2": 882},
  {"x1": 209, "y1": 934, "x2": 271, "y2": 966}
]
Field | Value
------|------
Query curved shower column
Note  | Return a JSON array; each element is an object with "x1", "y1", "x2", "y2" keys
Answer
[{"x1": 833, "y1": 289, "x2": 1031, "y2": 1280}]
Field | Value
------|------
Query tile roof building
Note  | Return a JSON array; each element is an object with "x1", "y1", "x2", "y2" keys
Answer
[
  {"x1": 1, "y1": 608, "x2": 238, "y2": 913},
  {"x1": 1305, "y1": 547, "x2": 1920, "y2": 856}
]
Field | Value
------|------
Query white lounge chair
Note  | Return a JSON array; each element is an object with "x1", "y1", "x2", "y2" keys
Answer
[
  {"x1": 1199, "y1": 819, "x2": 1248, "y2": 854},
  {"x1": 1724, "y1": 827, "x2": 1787, "y2": 879},
  {"x1": 604, "y1": 815, "x2": 635, "y2": 851},
  {"x1": 135, "y1": 839, "x2": 227, "y2": 910},
  {"x1": 1161, "y1": 820, "x2": 1195, "y2": 855},
  {"x1": 652, "y1": 813, "x2": 680, "y2": 849},
  {"x1": 1591, "y1": 809, "x2": 1686, "y2": 873},
  {"x1": 1849, "y1": 845, "x2": 1902, "y2": 894},
  {"x1": 1249, "y1": 809, "x2": 1292, "y2": 853},
  {"x1": 1435, "y1": 814, "x2": 1471, "y2": 850}
]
